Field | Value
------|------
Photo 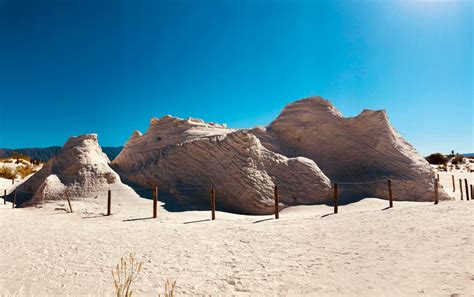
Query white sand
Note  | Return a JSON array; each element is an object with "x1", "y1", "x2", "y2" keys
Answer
[
  {"x1": 437, "y1": 171, "x2": 473, "y2": 201},
  {"x1": 0, "y1": 174, "x2": 473, "y2": 296},
  {"x1": 0, "y1": 178, "x2": 13, "y2": 191}
]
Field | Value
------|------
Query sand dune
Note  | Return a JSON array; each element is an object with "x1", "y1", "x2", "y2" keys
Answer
[{"x1": 0, "y1": 172, "x2": 472, "y2": 296}]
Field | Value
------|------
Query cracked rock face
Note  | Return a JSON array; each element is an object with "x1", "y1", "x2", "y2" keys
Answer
[
  {"x1": 112, "y1": 117, "x2": 332, "y2": 214},
  {"x1": 250, "y1": 96, "x2": 451, "y2": 202},
  {"x1": 15, "y1": 134, "x2": 133, "y2": 206}
]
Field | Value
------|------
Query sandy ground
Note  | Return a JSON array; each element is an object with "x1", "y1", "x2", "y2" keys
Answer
[
  {"x1": 0, "y1": 173, "x2": 473, "y2": 296},
  {"x1": 438, "y1": 171, "x2": 473, "y2": 201},
  {"x1": 0, "y1": 178, "x2": 13, "y2": 191}
]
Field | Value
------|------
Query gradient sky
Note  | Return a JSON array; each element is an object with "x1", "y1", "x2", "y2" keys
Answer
[{"x1": 0, "y1": 0, "x2": 472, "y2": 155}]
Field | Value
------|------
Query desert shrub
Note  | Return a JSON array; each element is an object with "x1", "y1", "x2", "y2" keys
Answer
[
  {"x1": 112, "y1": 253, "x2": 143, "y2": 297},
  {"x1": 0, "y1": 166, "x2": 16, "y2": 179},
  {"x1": 451, "y1": 154, "x2": 464, "y2": 165},
  {"x1": 425, "y1": 153, "x2": 447, "y2": 165},
  {"x1": 16, "y1": 164, "x2": 36, "y2": 178}
]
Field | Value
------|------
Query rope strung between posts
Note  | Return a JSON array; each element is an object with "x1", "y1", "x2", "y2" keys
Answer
[
  {"x1": 1, "y1": 168, "x2": 446, "y2": 197},
  {"x1": 0, "y1": 176, "x2": 441, "y2": 194}
]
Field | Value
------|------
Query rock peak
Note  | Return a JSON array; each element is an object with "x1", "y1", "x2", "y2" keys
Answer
[
  {"x1": 269, "y1": 96, "x2": 343, "y2": 128},
  {"x1": 14, "y1": 134, "x2": 133, "y2": 207},
  {"x1": 128, "y1": 130, "x2": 143, "y2": 141},
  {"x1": 63, "y1": 134, "x2": 98, "y2": 150}
]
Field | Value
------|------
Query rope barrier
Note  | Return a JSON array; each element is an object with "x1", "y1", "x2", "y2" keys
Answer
[{"x1": 0, "y1": 176, "x2": 440, "y2": 195}]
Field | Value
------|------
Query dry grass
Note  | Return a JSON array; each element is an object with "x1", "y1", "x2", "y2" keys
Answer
[
  {"x1": 0, "y1": 166, "x2": 15, "y2": 179},
  {"x1": 16, "y1": 164, "x2": 36, "y2": 179},
  {"x1": 112, "y1": 254, "x2": 177, "y2": 296},
  {"x1": 159, "y1": 280, "x2": 176, "y2": 297},
  {"x1": 112, "y1": 253, "x2": 143, "y2": 297}
]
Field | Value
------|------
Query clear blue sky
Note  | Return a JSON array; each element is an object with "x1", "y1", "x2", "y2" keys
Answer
[{"x1": 0, "y1": 0, "x2": 472, "y2": 155}]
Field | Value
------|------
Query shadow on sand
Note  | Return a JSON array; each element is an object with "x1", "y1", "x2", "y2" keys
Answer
[
  {"x1": 120, "y1": 179, "x2": 213, "y2": 213},
  {"x1": 183, "y1": 219, "x2": 210, "y2": 224},
  {"x1": 253, "y1": 217, "x2": 274, "y2": 224},
  {"x1": 82, "y1": 214, "x2": 107, "y2": 219},
  {"x1": 122, "y1": 217, "x2": 154, "y2": 222}
]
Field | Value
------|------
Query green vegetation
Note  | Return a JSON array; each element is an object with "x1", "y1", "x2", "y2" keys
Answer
[
  {"x1": 425, "y1": 153, "x2": 447, "y2": 165},
  {"x1": 451, "y1": 154, "x2": 464, "y2": 165}
]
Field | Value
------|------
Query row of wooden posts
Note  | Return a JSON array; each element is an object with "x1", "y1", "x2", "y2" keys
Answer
[
  {"x1": 101, "y1": 178, "x2": 441, "y2": 219},
  {"x1": 3, "y1": 177, "x2": 472, "y2": 219},
  {"x1": 100, "y1": 186, "x2": 279, "y2": 219},
  {"x1": 449, "y1": 175, "x2": 472, "y2": 200},
  {"x1": 104, "y1": 187, "x2": 160, "y2": 218}
]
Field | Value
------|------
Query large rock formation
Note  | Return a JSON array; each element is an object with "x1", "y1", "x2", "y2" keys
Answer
[
  {"x1": 250, "y1": 96, "x2": 451, "y2": 202},
  {"x1": 13, "y1": 134, "x2": 134, "y2": 207},
  {"x1": 15, "y1": 96, "x2": 447, "y2": 211},
  {"x1": 112, "y1": 116, "x2": 332, "y2": 214}
]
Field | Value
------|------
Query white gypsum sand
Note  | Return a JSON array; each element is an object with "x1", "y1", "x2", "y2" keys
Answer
[{"x1": 0, "y1": 171, "x2": 472, "y2": 296}]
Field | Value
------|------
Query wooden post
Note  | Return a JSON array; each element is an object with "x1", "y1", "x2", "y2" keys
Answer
[
  {"x1": 210, "y1": 188, "x2": 216, "y2": 220},
  {"x1": 12, "y1": 190, "x2": 16, "y2": 209},
  {"x1": 3, "y1": 189, "x2": 6, "y2": 205},
  {"x1": 459, "y1": 179, "x2": 463, "y2": 200},
  {"x1": 434, "y1": 178, "x2": 439, "y2": 205},
  {"x1": 11, "y1": 178, "x2": 14, "y2": 185},
  {"x1": 65, "y1": 191, "x2": 73, "y2": 213},
  {"x1": 452, "y1": 175, "x2": 455, "y2": 192},
  {"x1": 437, "y1": 174, "x2": 439, "y2": 181},
  {"x1": 471, "y1": 185, "x2": 473, "y2": 201},
  {"x1": 388, "y1": 179, "x2": 393, "y2": 208},
  {"x1": 107, "y1": 190, "x2": 111, "y2": 216},
  {"x1": 465, "y1": 179, "x2": 470, "y2": 201},
  {"x1": 153, "y1": 186, "x2": 158, "y2": 219},
  {"x1": 333, "y1": 183, "x2": 338, "y2": 214},
  {"x1": 274, "y1": 185, "x2": 279, "y2": 219}
]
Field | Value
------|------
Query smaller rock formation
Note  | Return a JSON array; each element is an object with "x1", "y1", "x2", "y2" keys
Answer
[{"x1": 13, "y1": 134, "x2": 134, "y2": 207}]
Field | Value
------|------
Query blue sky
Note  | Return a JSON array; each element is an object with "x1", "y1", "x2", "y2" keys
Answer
[{"x1": 0, "y1": 0, "x2": 472, "y2": 155}]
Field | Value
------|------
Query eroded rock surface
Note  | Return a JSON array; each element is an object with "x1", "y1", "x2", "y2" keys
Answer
[
  {"x1": 16, "y1": 96, "x2": 448, "y2": 211},
  {"x1": 113, "y1": 117, "x2": 331, "y2": 214},
  {"x1": 14, "y1": 134, "x2": 134, "y2": 206},
  {"x1": 250, "y1": 97, "x2": 451, "y2": 202}
]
